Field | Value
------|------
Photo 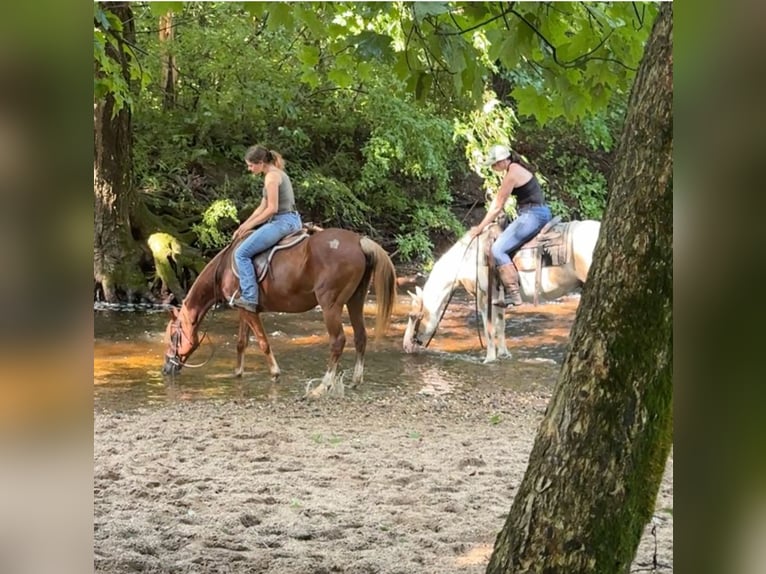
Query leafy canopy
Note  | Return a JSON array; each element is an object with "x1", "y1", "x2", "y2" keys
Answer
[
  {"x1": 238, "y1": 1, "x2": 657, "y2": 123},
  {"x1": 93, "y1": 2, "x2": 655, "y2": 261},
  {"x1": 109, "y1": 1, "x2": 656, "y2": 124}
]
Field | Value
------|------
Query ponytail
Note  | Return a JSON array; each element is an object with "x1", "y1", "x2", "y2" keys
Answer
[
  {"x1": 270, "y1": 150, "x2": 284, "y2": 170},
  {"x1": 244, "y1": 144, "x2": 285, "y2": 169}
]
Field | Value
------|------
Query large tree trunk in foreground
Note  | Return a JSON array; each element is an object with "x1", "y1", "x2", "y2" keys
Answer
[
  {"x1": 94, "y1": 3, "x2": 204, "y2": 303},
  {"x1": 487, "y1": 4, "x2": 673, "y2": 573},
  {"x1": 93, "y1": 2, "x2": 146, "y2": 303}
]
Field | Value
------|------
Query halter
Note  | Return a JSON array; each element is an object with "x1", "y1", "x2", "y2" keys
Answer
[
  {"x1": 164, "y1": 312, "x2": 215, "y2": 369},
  {"x1": 164, "y1": 240, "x2": 242, "y2": 373},
  {"x1": 411, "y1": 234, "x2": 486, "y2": 350}
]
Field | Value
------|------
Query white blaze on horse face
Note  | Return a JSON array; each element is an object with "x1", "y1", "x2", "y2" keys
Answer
[
  {"x1": 163, "y1": 320, "x2": 174, "y2": 347},
  {"x1": 328, "y1": 239, "x2": 340, "y2": 250}
]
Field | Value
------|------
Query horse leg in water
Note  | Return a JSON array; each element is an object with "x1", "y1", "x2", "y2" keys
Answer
[
  {"x1": 344, "y1": 289, "x2": 368, "y2": 389},
  {"x1": 306, "y1": 303, "x2": 347, "y2": 399},
  {"x1": 495, "y1": 309, "x2": 509, "y2": 359},
  {"x1": 240, "y1": 311, "x2": 281, "y2": 381},
  {"x1": 484, "y1": 281, "x2": 510, "y2": 361},
  {"x1": 476, "y1": 282, "x2": 498, "y2": 363},
  {"x1": 482, "y1": 317, "x2": 502, "y2": 363},
  {"x1": 234, "y1": 312, "x2": 252, "y2": 377},
  {"x1": 474, "y1": 266, "x2": 510, "y2": 363}
]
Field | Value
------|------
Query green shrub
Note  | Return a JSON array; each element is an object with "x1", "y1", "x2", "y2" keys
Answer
[
  {"x1": 295, "y1": 172, "x2": 370, "y2": 230},
  {"x1": 191, "y1": 198, "x2": 239, "y2": 250}
]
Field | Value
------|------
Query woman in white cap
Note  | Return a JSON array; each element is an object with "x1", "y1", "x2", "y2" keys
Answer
[{"x1": 469, "y1": 144, "x2": 552, "y2": 306}]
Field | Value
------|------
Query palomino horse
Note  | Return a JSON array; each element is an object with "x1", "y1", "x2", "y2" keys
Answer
[
  {"x1": 162, "y1": 228, "x2": 396, "y2": 397},
  {"x1": 402, "y1": 220, "x2": 600, "y2": 362}
]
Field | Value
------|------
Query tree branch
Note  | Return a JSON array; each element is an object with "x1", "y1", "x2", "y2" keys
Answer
[
  {"x1": 438, "y1": 5, "x2": 516, "y2": 36},
  {"x1": 416, "y1": 18, "x2": 453, "y2": 75},
  {"x1": 509, "y1": 7, "x2": 637, "y2": 72},
  {"x1": 582, "y1": 4, "x2": 605, "y2": 33},
  {"x1": 632, "y1": 2, "x2": 647, "y2": 30},
  {"x1": 501, "y1": 2, "x2": 514, "y2": 30}
]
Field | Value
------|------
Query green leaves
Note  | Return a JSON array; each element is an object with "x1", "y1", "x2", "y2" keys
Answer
[
  {"x1": 487, "y1": 29, "x2": 522, "y2": 71},
  {"x1": 267, "y1": 2, "x2": 295, "y2": 30},
  {"x1": 95, "y1": 1, "x2": 655, "y2": 136},
  {"x1": 192, "y1": 199, "x2": 239, "y2": 250},
  {"x1": 97, "y1": 2, "x2": 625, "y2": 265},
  {"x1": 350, "y1": 31, "x2": 395, "y2": 61},
  {"x1": 146, "y1": 2, "x2": 185, "y2": 18},
  {"x1": 297, "y1": 45, "x2": 320, "y2": 67},
  {"x1": 412, "y1": 2, "x2": 451, "y2": 21},
  {"x1": 93, "y1": 4, "x2": 139, "y2": 115},
  {"x1": 365, "y1": 2, "x2": 653, "y2": 123},
  {"x1": 328, "y1": 68, "x2": 353, "y2": 89},
  {"x1": 302, "y1": 7, "x2": 327, "y2": 36}
]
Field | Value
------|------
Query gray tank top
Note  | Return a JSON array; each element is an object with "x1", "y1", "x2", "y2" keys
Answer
[{"x1": 262, "y1": 169, "x2": 296, "y2": 213}]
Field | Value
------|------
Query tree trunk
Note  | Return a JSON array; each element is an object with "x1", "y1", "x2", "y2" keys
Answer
[
  {"x1": 93, "y1": 2, "x2": 171, "y2": 303},
  {"x1": 159, "y1": 11, "x2": 177, "y2": 110},
  {"x1": 94, "y1": 2, "x2": 147, "y2": 303},
  {"x1": 486, "y1": 4, "x2": 673, "y2": 573},
  {"x1": 94, "y1": 4, "x2": 211, "y2": 304}
]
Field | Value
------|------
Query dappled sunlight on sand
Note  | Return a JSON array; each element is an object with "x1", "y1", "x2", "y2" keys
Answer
[{"x1": 454, "y1": 544, "x2": 493, "y2": 567}]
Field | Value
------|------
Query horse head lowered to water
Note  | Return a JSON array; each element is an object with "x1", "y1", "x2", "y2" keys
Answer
[
  {"x1": 162, "y1": 228, "x2": 396, "y2": 397},
  {"x1": 402, "y1": 219, "x2": 600, "y2": 362}
]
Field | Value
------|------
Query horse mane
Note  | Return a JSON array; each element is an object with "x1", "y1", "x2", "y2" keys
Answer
[
  {"x1": 425, "y1": 233, "x2": 475, "y2": 290},
  {"x1": 180, "y1": 243, "x2": 235, "y2": 325}
]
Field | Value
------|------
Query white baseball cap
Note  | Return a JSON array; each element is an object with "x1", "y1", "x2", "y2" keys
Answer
[{"x1": 483, "y1": 144, "x2": 511, "y2": 166}]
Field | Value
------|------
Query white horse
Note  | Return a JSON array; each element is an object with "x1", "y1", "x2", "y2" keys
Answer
[{"x1": 402, "y1": 220, "x2": 601, "y2": 362}]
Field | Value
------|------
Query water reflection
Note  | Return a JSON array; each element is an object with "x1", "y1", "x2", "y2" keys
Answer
[{"x1": 94, "y1": 293, "x2": 580, "y2": 411}]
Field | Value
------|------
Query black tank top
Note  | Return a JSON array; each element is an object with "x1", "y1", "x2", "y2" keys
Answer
[{"x1": 512, "y1": 174, "x2": 544, "y2": 207}]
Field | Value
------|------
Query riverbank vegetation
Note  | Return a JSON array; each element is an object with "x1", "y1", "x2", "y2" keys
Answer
[{"x1": 94, "y1": 2, "x2": 647, "y2": 303}]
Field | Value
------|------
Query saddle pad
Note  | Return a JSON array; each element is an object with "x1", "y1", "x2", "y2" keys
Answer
[
  {"x1": 231, "y1": 231, "x2": 309, "y2": 283},
  {"x1": 513, "y1": 222, "x2": 571, "y2": 272}
]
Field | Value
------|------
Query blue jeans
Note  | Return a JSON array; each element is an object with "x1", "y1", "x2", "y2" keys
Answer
[
  {"x1": 491, "y1": 205, "x2": 552, "y2": 266},
  {"x1": 234, "y1": 212, "x2": 302, "y2": 303}
]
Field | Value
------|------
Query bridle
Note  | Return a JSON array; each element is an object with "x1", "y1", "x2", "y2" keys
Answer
[
  {"x1": 164, "y1": 313, "x2": 214, "y2": 370},
  {"x1": 164, "y1": 242, "x2": 239, "y2": 373},
  {"x1": 408, "y1": 309, "x2": 427, "y2": 348},
  {"x1": 408, "y1": 234, "x2": 485, "y2": 350}
]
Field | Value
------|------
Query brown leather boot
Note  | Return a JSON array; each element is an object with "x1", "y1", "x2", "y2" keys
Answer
[{"x1": 494, "y1": 262, "x2": 523, "y2": 307}]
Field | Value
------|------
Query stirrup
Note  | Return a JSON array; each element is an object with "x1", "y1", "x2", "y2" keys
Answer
[{"x1": 231, "y1": 298, "x2": 262, "y2": 313}]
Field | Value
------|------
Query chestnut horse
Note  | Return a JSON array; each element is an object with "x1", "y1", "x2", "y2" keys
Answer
[{"x1": 162, "y1": 228, "x2": 396, "y2": 397}]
